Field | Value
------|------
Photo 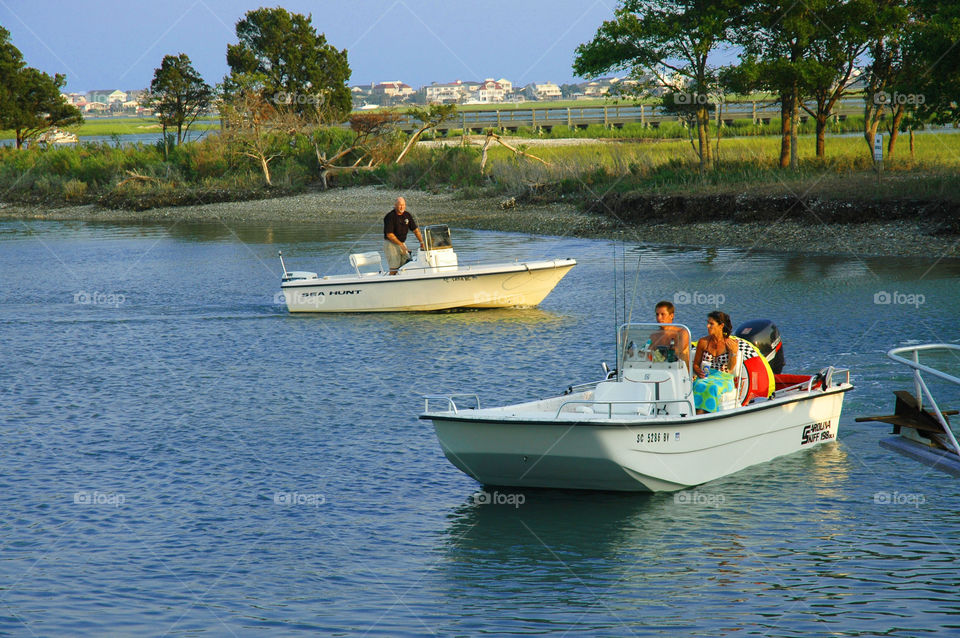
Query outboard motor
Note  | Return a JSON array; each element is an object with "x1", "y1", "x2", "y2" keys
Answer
[{"x1": 735, "y1": 319, "x2": 784, "y2": 374}]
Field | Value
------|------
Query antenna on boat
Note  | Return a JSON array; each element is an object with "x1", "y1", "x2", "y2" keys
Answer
[
  {"x1": 612, "y1": 241, "x2": 621, "y2": 366},
  {"x1": 624, "y1": 251, "x2": 642, "y2": 327},
  {"x1": 278, "y1": 250, "x2": 287, "y2": 276}
]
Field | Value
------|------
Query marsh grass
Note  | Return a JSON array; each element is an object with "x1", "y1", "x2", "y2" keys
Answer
[
  {"x1": 476, "y1": 133, "x2": 960, "y2": 203},
  {"x1": 1, "y1": 125, "x2": 957, "y2": 210}
]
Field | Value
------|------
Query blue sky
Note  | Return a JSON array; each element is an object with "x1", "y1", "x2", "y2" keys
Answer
[{"x1": 0, "y1": 0, "x2": 621, "y2": 93}]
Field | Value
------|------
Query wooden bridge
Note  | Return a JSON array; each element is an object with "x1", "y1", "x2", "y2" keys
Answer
[{"x1": 389, "y1": 97, "x2": 867, "y2": 134}]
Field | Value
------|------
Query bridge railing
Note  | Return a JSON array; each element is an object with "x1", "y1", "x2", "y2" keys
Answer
[{"x1": 372, "y1": 97, "x2": 867, "y2": 133}]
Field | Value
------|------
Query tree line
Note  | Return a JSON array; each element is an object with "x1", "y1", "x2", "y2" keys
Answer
[
  {"x1": 574, "y1": 0, "x2": 960, "y2": 170},
  {"x1": 0, "y1": 26, "x2": 82, "y2": 149},
  {"x1": 3, "y1": 3, "x2": 957, "y2": 185},
  {"x1": 0, "y1": 8, "x2": 456, "y2": 187}
]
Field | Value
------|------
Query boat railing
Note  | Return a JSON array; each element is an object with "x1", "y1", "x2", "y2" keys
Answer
[
  {"x1": 399, "y1": 257, "x2": 551, "y2": 275},
  {"x1": 775, "y1": 367, "x2": 851, "y2": 395},
  {"x1": 887, "y1": 344, "x2": 960, "y2": 456},
  {"x1": 423, "y1": 394, "x2": 481, "y2": 414},
  {"x1": 561, "y1": 380, "x2": 603, "y2": 395},
  {"x1": 554, "y1": 398, "x2": 695, "y2": 419}
]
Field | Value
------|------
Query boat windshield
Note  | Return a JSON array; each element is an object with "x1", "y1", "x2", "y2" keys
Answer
[
  {"x1": 424, "y1": 225, "x2": 452, "y2": 250},
  {"x1": 618, "y1": 322, "x2": 693, "y2": 375}
]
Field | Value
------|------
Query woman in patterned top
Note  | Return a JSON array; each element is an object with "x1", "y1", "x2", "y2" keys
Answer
[{"x1": 691, "y1": 310, "x2": 739, "y2": 414}]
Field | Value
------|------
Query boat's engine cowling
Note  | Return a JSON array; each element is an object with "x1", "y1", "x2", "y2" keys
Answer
[{"x1": 734, "y1": 319, "x2": 784, "y2": 374}]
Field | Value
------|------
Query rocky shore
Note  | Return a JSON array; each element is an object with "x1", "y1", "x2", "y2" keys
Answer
[{"x1": 1, "y1": 185, "x2": 957, "y2": 258}]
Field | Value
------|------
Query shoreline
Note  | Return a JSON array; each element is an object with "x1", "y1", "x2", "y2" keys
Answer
[{"x1": 1, "y1": 185, "x2": 957, "y2": 259}]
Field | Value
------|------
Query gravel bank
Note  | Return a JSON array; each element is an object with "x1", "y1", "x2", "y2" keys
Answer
[{"x1": 1, "y1": 185, "x2": 956, "y2": 259}]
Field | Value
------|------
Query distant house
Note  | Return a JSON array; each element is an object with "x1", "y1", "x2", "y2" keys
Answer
[
  {"x1": 845, "y1": 68, "x2": 867, "y2": 91},
  {"x1": 473, "y1": 79, "x2": 507, "y2": 103},
  {"x1": 424, "y1": 80, "x2": 471, "y2": 104},
  {"x1": 87, "y1": 89, "x2": 127, "y2": 104},
  {"x1": 372, "y1": 81, "x2": 415, "y2": 99},
  {"x1": 523, "y1": 82, "x2": 562, "y2": 101},
  {"x1": 83, "y1": 101, "x2": 109, "y2": 113},
  {"x1": 125, "y1": 89, "x2": 147, "y2": 104},
  {"x1": 580, "y1": 76, "x2": 623, "y2": 98},
  {"x1": 63, "y1": 92, "x2": 87, "y2": 106},
  {"x1": 367, "y1": 81, "x2": 415, "y2": 106}
]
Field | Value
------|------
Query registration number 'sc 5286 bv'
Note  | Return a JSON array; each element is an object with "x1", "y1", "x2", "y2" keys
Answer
[{"x1": 637, "y1": 431, "x2": 671, "y2": 444}]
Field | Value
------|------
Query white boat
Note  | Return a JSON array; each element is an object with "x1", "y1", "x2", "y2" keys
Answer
[
  {"x1": 857, "y1": 344, "x2": 960, "y2": 477},
  {"x1": 36, "y1": 128, "x2": 78, "y2": 145},
  {"x1": 278, "y1": 224, "x2": 576, "y2": 313},
  {"x1": 421, "y1": 322, "x2": 852, "y2": 492}
]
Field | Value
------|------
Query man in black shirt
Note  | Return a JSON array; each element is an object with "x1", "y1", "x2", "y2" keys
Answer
[{"x1": 383, "y1": 196, "x2": 425, "y2": 274}]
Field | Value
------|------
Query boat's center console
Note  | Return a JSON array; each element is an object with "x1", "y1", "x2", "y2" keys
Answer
[
  {"x1": 400, "y1": 248, "x2": 459, "y2": 273},
  {"x1": 398, "y1": 224, "x2": 460, "y2": 273},
  {"x1": 616, "y1": 323, "x2": 694, "y2": 415}
]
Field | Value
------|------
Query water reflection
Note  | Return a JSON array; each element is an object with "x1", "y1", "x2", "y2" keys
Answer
[
  {"x1": 284, "y1": 306, "x2": 568, "y2": 328},
  {"x1": 443, "y1": 489, "x2": 657, "y2": 563}
]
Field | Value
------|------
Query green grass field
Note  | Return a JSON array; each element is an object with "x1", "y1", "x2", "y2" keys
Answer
[
  {"x1": 0, "y1": 116, "x2": 221, "y2": 140},
  {"x1": 468, "y1": 130, "x2": 960, "y2": 202}
]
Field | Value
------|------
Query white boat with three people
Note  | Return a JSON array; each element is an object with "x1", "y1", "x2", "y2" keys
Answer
[
  {"x1": 278, "y1": 224, "x2": 576, "y2": 313},
  {"x1": 421, "y1": 321, "x2": 853, "y2": 492}
]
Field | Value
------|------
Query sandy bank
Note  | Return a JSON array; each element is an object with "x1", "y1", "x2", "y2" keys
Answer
[{"x1": 1, "y1": 186, "x2": 956, "y2": 259}]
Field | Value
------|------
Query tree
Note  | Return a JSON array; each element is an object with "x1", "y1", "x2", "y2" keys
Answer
[
  {"x1": 3, "y1": 68, "x2": 82, "y2": 149},
  {"x1": 0, "y1": 27, "x2": 25, "y2": 124},
  {"x1": 314, "y1": 110, "x2": 404, "y2": 188},
  {"x1": 147, "y1": 53, "x2": 212, "y2": 149},
  {"x1": 861, "y1": 0, "x2": 914, "y2": 157},
  {"x1": 798, "y1": 1, "x2": 873, "y2": 157},
  {"x1": 224, "y1": 7, "x2": 351, "y2": 122},
  {"x1": 730, "y1": 0, "x2": 826, "y2": 169},
  {"x1": 219, "y1": 74, "x2": 297, "y2": 187},
  {"x1": 394, "y1": 104, "x2": 457, "y2": 164},
  {"x1": 0, "y1": 27, "x2": 81, "y2": 149},
  {"x1": 559, "y1": 83, "x2": 581, "y2": 99},
  {"x1": 899, "y1": 0, "x2": 960, "y2": 133},
  {"x1": 574, "y1": 0, "x2": 737, "y2": 171}
]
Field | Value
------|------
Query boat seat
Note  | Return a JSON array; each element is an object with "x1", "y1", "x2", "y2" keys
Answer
[
  {"x1": 593, "y1": 381, "x2": 654, "y2": 415},
  {"x1": 350, "y1": 252, "x2": 382, "y2": 276}
]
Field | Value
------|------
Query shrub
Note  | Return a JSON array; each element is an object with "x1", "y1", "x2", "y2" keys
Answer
[{"x1": 62, "y1": 178, "x2": 88, "y2": 201}]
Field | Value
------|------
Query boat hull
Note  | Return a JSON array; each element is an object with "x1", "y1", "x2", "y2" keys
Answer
[
  {"x1": 425, "y1": 387, "x2": 850, "y2": 492},
  {"x1": 280, "y1": 259, "x2": 575, "y2": 312}
]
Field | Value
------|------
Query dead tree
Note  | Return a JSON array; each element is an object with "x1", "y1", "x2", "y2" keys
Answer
[{"x1": 479, "y1": 132, "x2": 551, "y2": 174}]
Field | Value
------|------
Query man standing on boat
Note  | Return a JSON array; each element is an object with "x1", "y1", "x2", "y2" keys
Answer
[{"x1": 383, "y1": 197, "x2": 425, "y2": 275}]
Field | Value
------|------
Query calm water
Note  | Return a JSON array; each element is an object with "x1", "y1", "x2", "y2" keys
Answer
[{"x1": 1, "y1": 219, "x2": 959, "y2": 636}]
